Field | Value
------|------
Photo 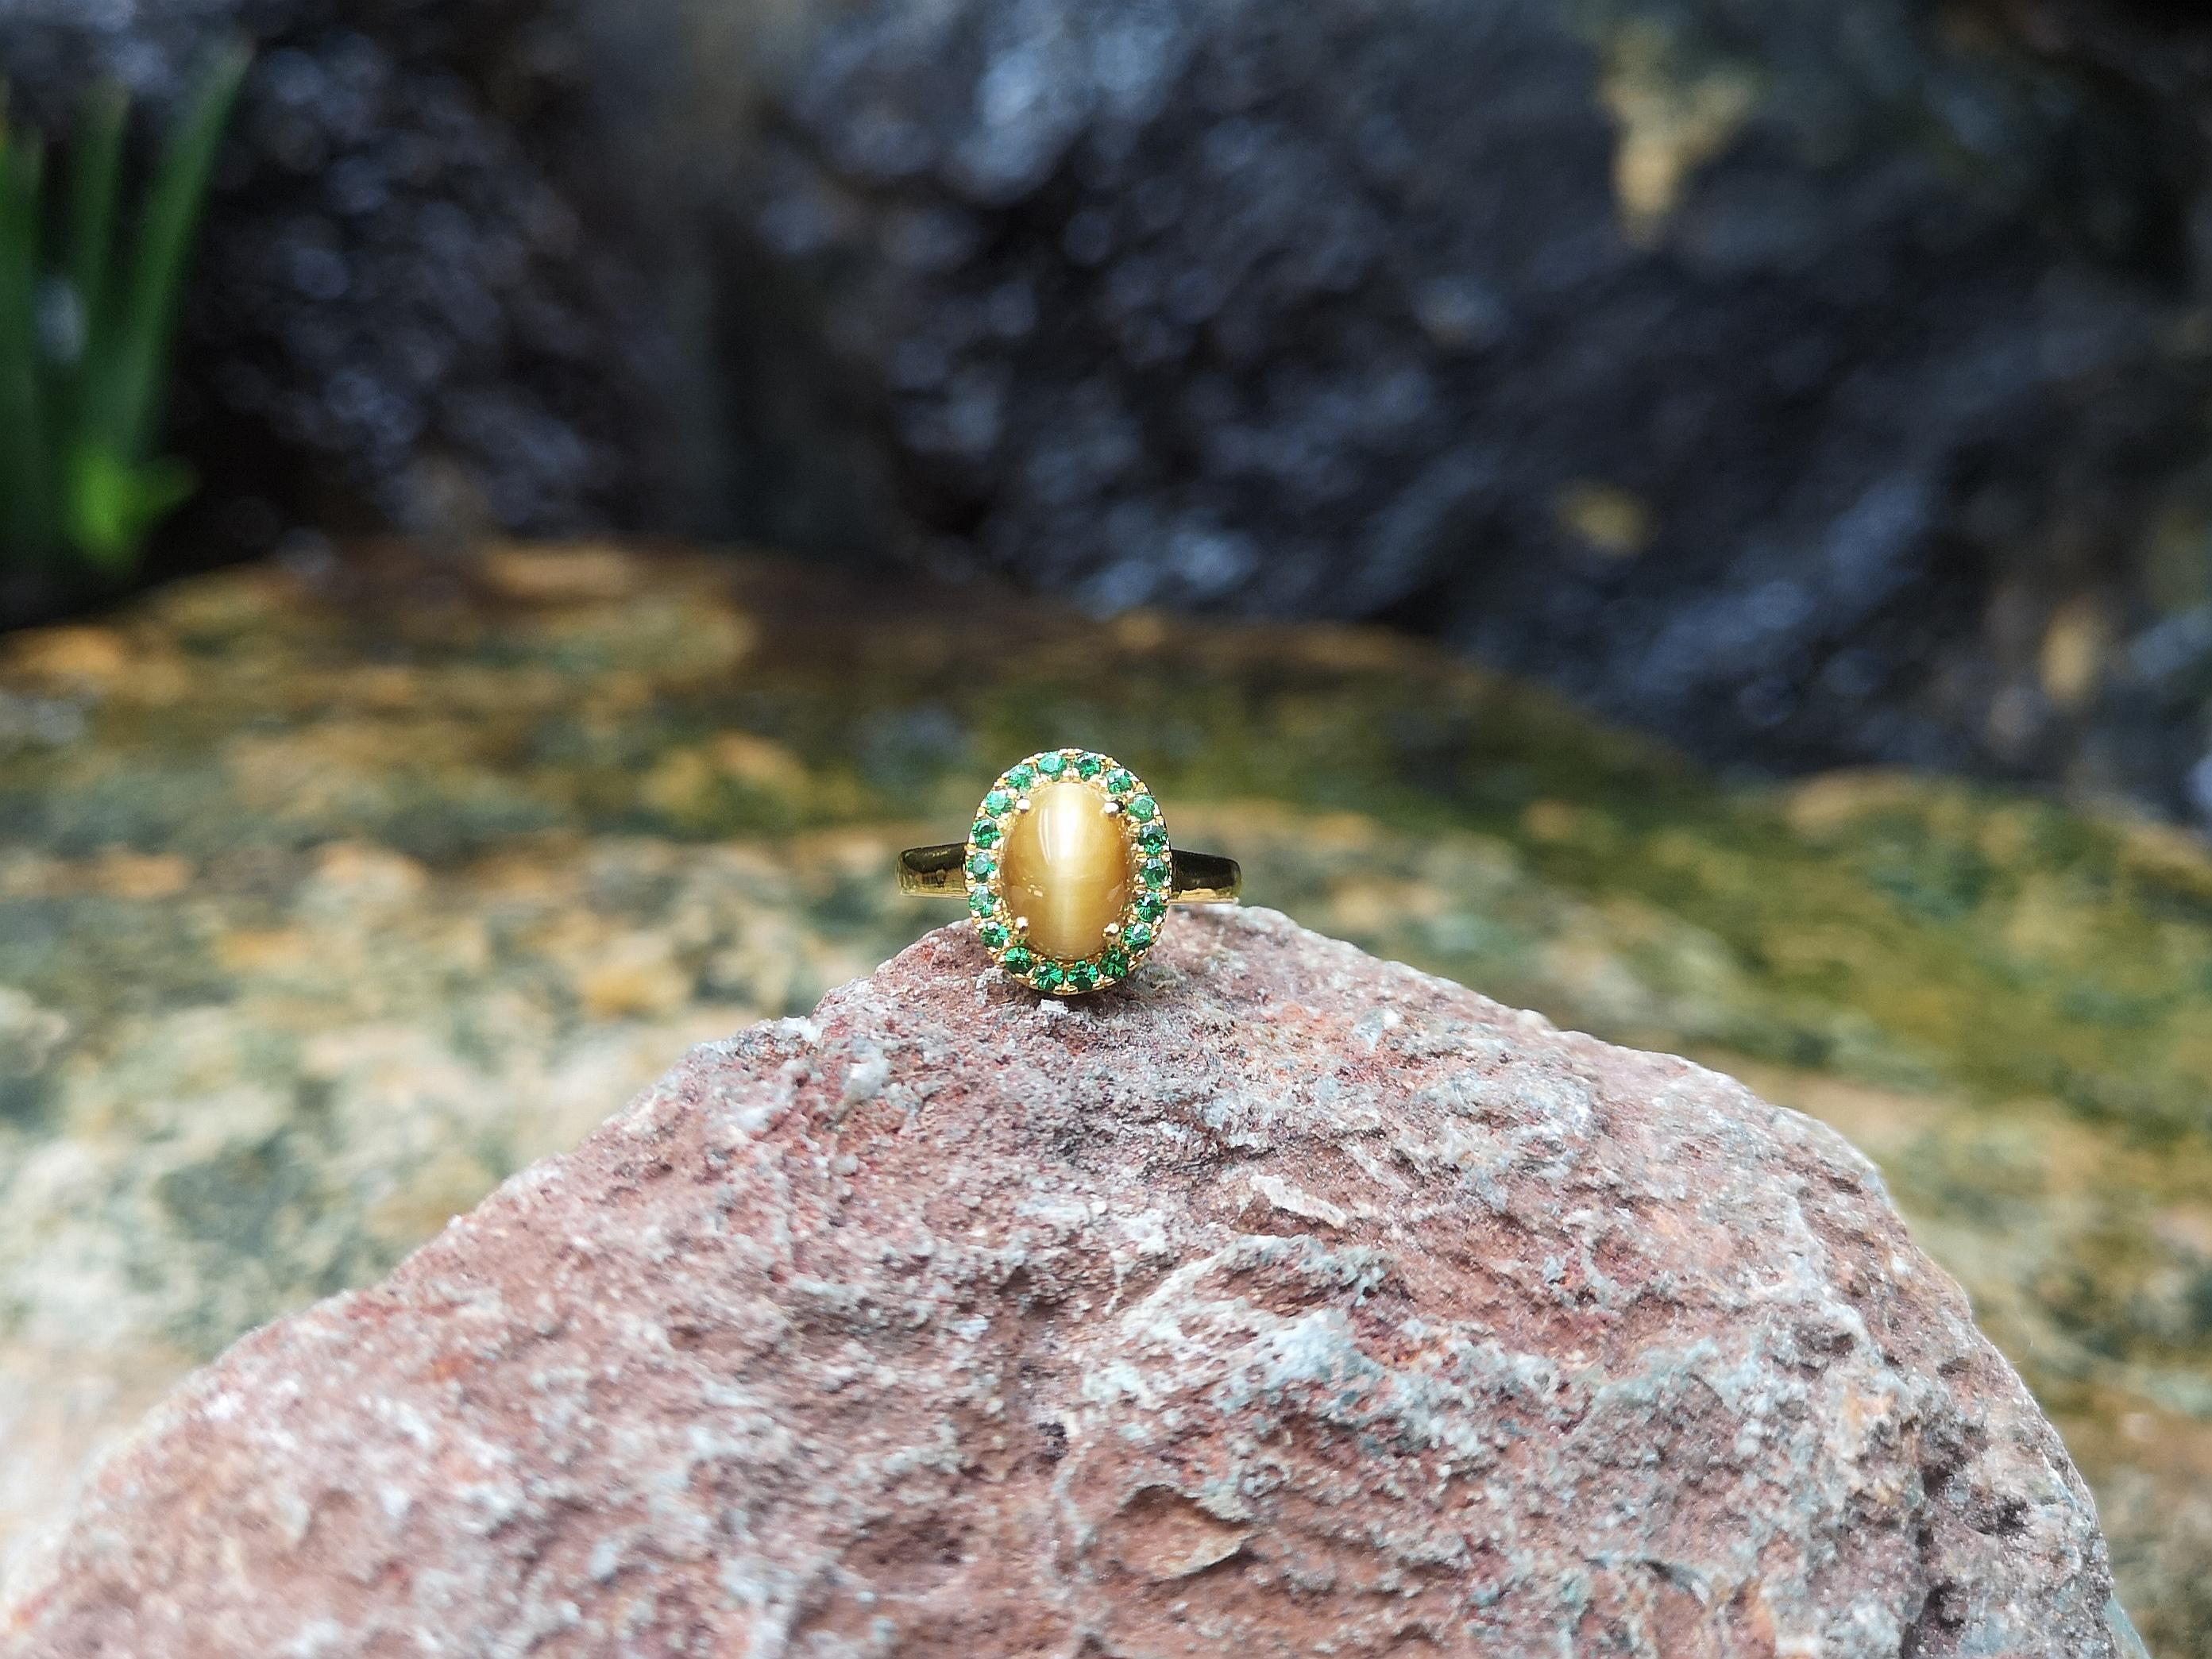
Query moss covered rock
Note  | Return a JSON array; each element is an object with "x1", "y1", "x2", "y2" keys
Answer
[{"x1": 0, "y1": 543, "x2": 2205, "y2": 1649}]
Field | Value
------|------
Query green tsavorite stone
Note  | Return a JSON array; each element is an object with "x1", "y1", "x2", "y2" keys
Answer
[
  {"x1": 1067, "y1": 961, "x2": 1097, "y2": 991},
  {"x1": 1033, "y1": 963, "x2": 1065, "y2": 991},
  {"x1": 1140, "y1": 858, "x2": 1172, "y2": 888},
  {"x1": 1036, "y1": 752, "x2": 1067, "y2": 777},
  {"x1": 971, "y1": 819, "x2": 1001, "y2": 847},
  {"x1": 1100, "y1": 947, "x2": 1131, "y2": 978},
  {"x1": 1104, "y1": 768, "x2": 1136, "y2": 793},
  {"x1": 1123, "y1": 921, "x2": 1156, "y2": 950},
  {"x1": 969, "y1": 889, "x2": 998, "y2": 917},
  {"x1": 1134, "y1": 893, "x2": 1167, "y2": 923},
  {"x1": 983, "y1": 789, "x2": 1013, "y2": 814},
  {"x1": 1075, "y1": 753, "x2": 1106, "y2": 777},
  {"x1": 979, "y1": 921, "x2": 1009, "y2": 950},
  {"x1": 1006, "y1": 764, "x2": 1037, "y2": 789},
  {"x1": 1137, "y1": 822, "x2": 1169, "y2": 851},
  {"x1": 967, "y1": 852, "x2": 996, "y2": 878},
  {"x1": 1001, "y1": 946, "x2": 1033, "y2": 974},
  {"x1": 1127, "y1": 794, "x2": 1157, "y2": 822}
]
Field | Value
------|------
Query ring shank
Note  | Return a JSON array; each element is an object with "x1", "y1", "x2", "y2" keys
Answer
[
  {"x1": 898, "y1": 843, "x2": 1241, "y2": 903},
  {"x1": 1163, "y1": 851, "x2": 1241, "y2": 904}
]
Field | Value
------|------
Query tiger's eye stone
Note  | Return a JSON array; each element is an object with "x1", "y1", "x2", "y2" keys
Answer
[{"x1": 999, "y1": 780, "x2": 1133, "y2": 962}]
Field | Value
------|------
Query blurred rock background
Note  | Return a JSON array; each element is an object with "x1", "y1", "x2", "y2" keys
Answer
[{"x1": 10, "y1": 0, "x2": 2212, "y2": 824}]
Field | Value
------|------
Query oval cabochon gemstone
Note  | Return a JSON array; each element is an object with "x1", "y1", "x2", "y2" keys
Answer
[{"x1": 998, "y1": 779, "x2": 1133, "y2": 961}]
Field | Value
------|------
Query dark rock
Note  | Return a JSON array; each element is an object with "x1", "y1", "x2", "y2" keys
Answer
[
  {"x1": 0, "y1": 0, "x2": 673, "y2": 550},
  {"x1": 716, "y1": 0, "x2": 2212, "y2": 817},
  {"x1": 14, "y1": 0, "x2": 2212, "y2": 820}
]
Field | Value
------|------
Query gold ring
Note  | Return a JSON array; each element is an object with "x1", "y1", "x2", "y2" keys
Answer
[{"x1": 898, "y1": 749, "x2": 1241, "y2": 994}]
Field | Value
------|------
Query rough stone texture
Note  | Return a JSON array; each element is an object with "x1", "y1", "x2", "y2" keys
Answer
[
  {"x1": 0, "y1": 909, "x2": 2137, "y2": 1656},
  {"x1": 724, "y1": 0, "x2": 2212, "y2": 818},
  {"x1": 3, "y1": 546, "x2": 2210, "y2": 1649}
]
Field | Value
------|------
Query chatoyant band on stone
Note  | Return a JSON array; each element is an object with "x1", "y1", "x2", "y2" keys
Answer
[{"x1": 898, "y1": 750, "x2": 1241, "y2": 995}]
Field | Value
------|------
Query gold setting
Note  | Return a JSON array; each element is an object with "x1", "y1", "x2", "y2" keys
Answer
[
  {"x1": 898, "y1": 750, "x2": 1241, "y2": 994},
  {"x1": 963, "y1": 750, "x2": 1170, "y2": 994}
]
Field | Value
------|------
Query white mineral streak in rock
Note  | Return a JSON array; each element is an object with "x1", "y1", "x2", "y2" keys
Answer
[{"x1": 0, "y1": 909, "x2": 2129, "y2": 1657}]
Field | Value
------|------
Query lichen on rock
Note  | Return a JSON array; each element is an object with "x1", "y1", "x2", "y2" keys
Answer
[{"x1": 0, "y1": 910, "x2": 2135, "y2": 1657}]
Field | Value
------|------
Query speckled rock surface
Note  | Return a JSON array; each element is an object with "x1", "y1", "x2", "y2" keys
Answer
[
  {"x1": 0, "y1": 910, "x2": 2133, "y2": 1657},
  {"x1": 2, "y1": 546, "x2": 2208, "y2": 1647}
]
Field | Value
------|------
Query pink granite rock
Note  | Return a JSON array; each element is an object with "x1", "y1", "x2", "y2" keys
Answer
[{"x1": 1, "y1": 909, "x2": 2132, "y2": 1657}]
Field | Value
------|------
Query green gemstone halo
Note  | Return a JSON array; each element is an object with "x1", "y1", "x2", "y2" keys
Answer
[{"x1": 963, "y1": 748, "x2": 1169, "y2": 996}]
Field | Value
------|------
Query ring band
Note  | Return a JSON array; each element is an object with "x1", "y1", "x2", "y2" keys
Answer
[
  {"x1": 896, "y1": 845, "x2": 1243, "y2": 904},
  {"x1": 898, "y1": 749, "x2": 1241, "y2": 995}
]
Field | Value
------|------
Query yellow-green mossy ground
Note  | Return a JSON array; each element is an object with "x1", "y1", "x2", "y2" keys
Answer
[{"x1": 2, "y1": 543, "x2": 2208, "y2": 1649}]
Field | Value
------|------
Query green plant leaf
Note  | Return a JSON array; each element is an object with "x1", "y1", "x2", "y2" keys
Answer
[
  {"x1": 98, "y1": 40, "x2": 248, "y2": 463},
  {"x1": 63, "y1": 83, "x2": 125, "y2": 350},
  {"x1": 64, "y1": 444, "x2": 195, "y2": 574},
  {"x1": 0, "y1": 107, "x2": 56, "y2": 564},
  {"x1": 2, "y1": 48, "x2": 245, "y2": 576}
]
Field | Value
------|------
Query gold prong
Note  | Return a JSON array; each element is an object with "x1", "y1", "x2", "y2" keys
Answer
[{"x1": 1103, "y1": 921, "x2": 1122, "y2": 939}]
